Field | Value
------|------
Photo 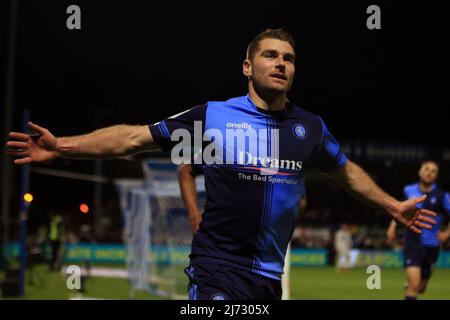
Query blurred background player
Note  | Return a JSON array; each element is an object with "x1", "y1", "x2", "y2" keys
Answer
[
  {"x1": 47, "y1": 212, "x2": 65, "y2": 271},
  {"x1": 386, "y1": 160, "x2": 450, "y2": 300},
  {"x1": 334, "y1": 224, "x2": 353, "y2": 273},
  {"x1": 78, "y1": 224, "x2": 94, "y2": 293}
]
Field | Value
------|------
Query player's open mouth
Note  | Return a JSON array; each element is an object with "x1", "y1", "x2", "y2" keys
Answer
[{"x1": 270, "y1": 74, "x2": 287, "y2": 81}]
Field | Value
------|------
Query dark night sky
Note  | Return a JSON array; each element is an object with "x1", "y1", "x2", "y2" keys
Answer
[
  {"x1": 1, "y1": 1, "x2": 449, "y2": 234},
  {"x1": 6, "y1": 0, "x2": 450, "y2": 143}
]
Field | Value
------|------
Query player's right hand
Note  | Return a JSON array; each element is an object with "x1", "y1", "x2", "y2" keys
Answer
[
  {"x1": 6, "y1": 122, "x2": 59, "y2": 165},
  {"x1": 392, "y1": 195, "x2": 436, "y2": 234}
]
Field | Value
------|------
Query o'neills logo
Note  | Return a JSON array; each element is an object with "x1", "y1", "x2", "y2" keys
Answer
[
  {"x1": 238, "y1": 151, "x2": 303, "y2": 171},
  {"x1": 226, "y1": 122, "x2": 252, "y2": 129}
]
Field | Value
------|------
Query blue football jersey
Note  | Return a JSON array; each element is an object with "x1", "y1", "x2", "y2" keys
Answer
[{"x1": 149, "y1": 95, "x2": 347, "y2": 279}]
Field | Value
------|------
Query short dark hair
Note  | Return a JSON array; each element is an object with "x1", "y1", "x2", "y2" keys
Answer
[
  {"x1": 246, "y1": 28, "x2": 295, "y2": 61},
  {"x1": 421, "y1": 159, "x2": 440, "y2": 168}
]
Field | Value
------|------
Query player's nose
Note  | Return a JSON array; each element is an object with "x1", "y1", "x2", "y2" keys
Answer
[
  {"x1": 275, "y1": 56, "x2": 286, "y2": 67},
  {"x1": 275, "y1": 62, "x2": 286, "y2": 73}
]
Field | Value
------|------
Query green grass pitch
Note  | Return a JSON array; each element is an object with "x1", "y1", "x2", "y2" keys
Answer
[
  {"x1": 2, "y1": 264, "x2": 449, "y2": 299},
  {"x1": 290, "y1": 267, "x2": 450, "y2": 300}
]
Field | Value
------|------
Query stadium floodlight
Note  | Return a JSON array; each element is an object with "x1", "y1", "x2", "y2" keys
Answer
[
  {"x1": 23, "y1": 193, "x2": 33, "y2": 203},
  {"x1": 79, "y1": 203, "x2": 89, "y2": 214}
]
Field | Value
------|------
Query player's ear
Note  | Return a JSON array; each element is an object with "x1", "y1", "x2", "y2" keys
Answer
[{"x1": 243, "y1": 59, "x2": 252, "y2": 79}]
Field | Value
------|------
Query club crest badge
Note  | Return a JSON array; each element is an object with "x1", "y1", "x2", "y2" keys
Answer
[{"x1": 293, "y1": 123, "x2": 307, "y2": 140}]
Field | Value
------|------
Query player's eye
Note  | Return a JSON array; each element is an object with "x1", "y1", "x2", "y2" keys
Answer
[
  {"x1": 263, "y1": 51, "x2": 277, "y2": 59},
  {"x1": 284, "y1": 55, "x2": 295, "y2": 63}
]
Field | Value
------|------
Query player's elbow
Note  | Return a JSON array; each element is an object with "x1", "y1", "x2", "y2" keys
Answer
[
  {"x1": 177, "y1": 164, "x2": 193, "y2": 178},
  {"x1": 117, "y1": 125, "x2": 154, "y2": 156}
]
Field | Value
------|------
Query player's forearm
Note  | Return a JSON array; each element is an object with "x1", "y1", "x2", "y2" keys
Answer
[
  {"x1": 178, "y1": 168, "x2": 200, "y2": 216},
  {"x1": 182, "y1": 191, "x2": 200, "y2": 217},
  {"x1": 55, "y1": 125, "x2": 149, "y2": 159},
  {"x1": 330, "y1": 161, "x2": 402, "y2": 217},
  {"x1": 388, "y1": 219, "x2": 397, "y2": 231}
]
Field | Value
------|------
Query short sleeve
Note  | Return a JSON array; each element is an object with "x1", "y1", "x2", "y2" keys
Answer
[
  {"x1": 315, "y1": 117, "x2": 347, "y2": 172},
  {"x1": 149, "y1": 104, "x2": 207, "y2": 152}
]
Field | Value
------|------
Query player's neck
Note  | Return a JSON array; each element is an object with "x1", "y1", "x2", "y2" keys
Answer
[
  {"x1": 419, "y1": 181, "x2": 433, "y2": 193},
  {"x1": 248, "y1": 85, "x2": 287, "y2": 112}
]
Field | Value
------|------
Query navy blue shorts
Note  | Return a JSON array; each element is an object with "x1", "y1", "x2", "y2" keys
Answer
[
  {"x1": 403, "y1": 245, "x2": 440, "y2": 279},
  {"x1": 184, "y1": 263, "x2": 282, "y2": 300}
]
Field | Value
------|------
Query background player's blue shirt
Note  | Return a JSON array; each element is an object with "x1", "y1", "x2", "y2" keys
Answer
[
  {"x1": 149, "y1": 95, "x2": 347, "y2": 280},
  {"x1": 404, "y1": 183, "x2": 450, "y2": 247}
]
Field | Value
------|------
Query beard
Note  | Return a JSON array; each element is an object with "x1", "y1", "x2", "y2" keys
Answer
[
  {"x1": 251, "y1": 74, "x2": 291, "y2": 99},
  {"x1": 421, "y1": 178, "x2": 435, "y2": 186}
]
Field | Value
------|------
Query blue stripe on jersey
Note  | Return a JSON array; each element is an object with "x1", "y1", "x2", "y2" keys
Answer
[
  {"x1": 160, "y1": 120, "x2": 171, "y2": 139},
  {"x1": 257, "y1": 176, "x2": 304, "y2": 279},
  {"x1": 253, "y1": 172, "x2": 270, "y2": 272},
  {"x1": 188, "y1": 284, "x2": 198, "y2": 300},
  {"x1": 253, "y1": 116, "x2": 273, "y2": 273},
  {"x1": 262, "y1": 119, "x2": 277, "y2": 272},
  {"x1": 156, "y1": 124, "x2": 167, "y2": 140},
  {"x1": 317, "y1": 118, "x2": 347, "y2": 171}
]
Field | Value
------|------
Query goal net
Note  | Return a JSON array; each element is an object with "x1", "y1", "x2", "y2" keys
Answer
[{"x1": 115, "y1": 159, "x2": 205, "y2": 299}]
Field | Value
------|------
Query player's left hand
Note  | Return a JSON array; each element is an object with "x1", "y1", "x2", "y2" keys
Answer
[
  {"x1": 188, "y1": 208, "x2": 202, "y2": 234},
  {"x1": 438, "y1": 231, "x2": 450, "y2": 243},
  {"x1": 391, "y1": 195, "x2": 436, "y2": 234}
]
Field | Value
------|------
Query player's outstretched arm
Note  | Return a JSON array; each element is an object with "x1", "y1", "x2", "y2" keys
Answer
[
  {"x1": 325, "y1": 160, "x2": 436, "y2": 234},
  {"x1": 6, "y1": 122, "x2": 158, "y2": 164}
]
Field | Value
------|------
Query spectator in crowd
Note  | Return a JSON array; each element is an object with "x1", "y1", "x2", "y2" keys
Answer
[{"x1": 334, "y1": 224, "x2": 353, "y2": 273}]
